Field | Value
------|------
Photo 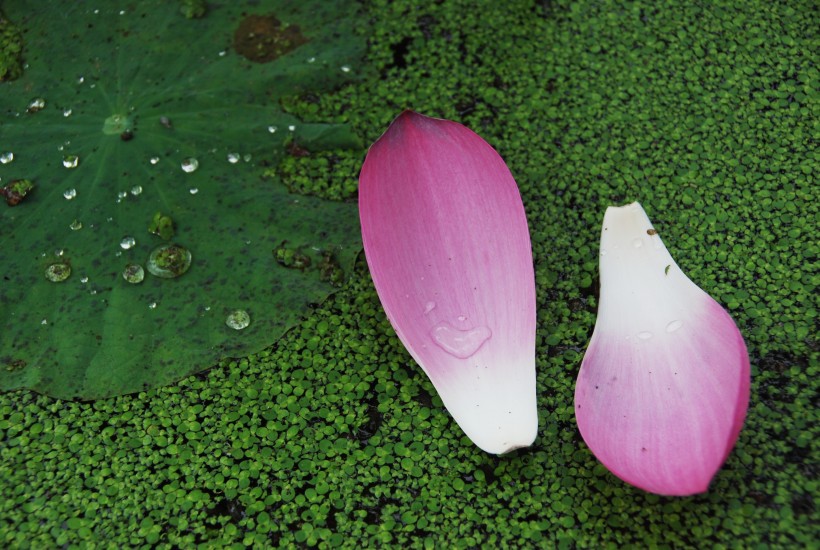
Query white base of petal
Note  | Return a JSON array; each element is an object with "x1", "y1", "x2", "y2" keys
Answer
[{"x1": 434, "y1": 361, "x2": 538, "y2": 454}]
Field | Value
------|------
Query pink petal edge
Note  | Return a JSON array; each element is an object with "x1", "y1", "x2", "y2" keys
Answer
[
  {"x1": 575, "y1": 202, "x2": 750, "y2": 495},
  {"x1": 359, "y1": 111, "x2": 537, "y2": 454}
]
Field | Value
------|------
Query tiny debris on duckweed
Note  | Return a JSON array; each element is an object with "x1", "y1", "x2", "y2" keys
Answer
[
  {"x1": 1, "y1": 178, "x2": 33, "y2": 206},
  {"x1": 148, "y1": 212, "x2": 175, "y2": 240}
]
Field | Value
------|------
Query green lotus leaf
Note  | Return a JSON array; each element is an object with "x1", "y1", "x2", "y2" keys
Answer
[{"x1": 0, "y1": 1, "x2": 365, "y2": 399}]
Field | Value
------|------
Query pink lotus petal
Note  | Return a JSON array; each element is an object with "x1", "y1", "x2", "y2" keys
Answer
[
  {"x1": 575, "y1": 202, "x2": 750, "y2": 495},
  {"x1": 359, "y1": 111, "x2": 537, "y2": 454}
]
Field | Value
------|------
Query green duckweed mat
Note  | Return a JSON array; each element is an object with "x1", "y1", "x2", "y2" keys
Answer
[{"x1": 1, "y1": 0, "x2": 817, "y2": 547}]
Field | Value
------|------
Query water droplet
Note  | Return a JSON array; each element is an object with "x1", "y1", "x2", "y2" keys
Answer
[
  {"x1": 80, "y1": 276, "x2": 89, "y2": 284},
  {"x1": 45, "y1": 262, "x2": 71, "y2": 282},
  {"x1": 219, "y1": 50, "x2": 227, "y2": 57},
  {"x1": 148, "y1": 302, "x2": 157, "y2": 310},
  {"x1": 243, "y1": 154, "x2": 252, "y2": 163},
  {"x1": 27, "y1": 98, "x2": 46, "y2": 113},
  {"x1": 63, "y1": 108, "x2": 72, "y2": 117},
  {"x1": 0, "y1": 152, "x2": 13, "y2": 164},
  {"x1": 307, "y1": 56, "x2": 316, "y2": 63},
  {"x1": 122, "y1": 263, "x2": 145, "y2": 284},
  {"x1": 340, "y1": 65, "x2": 351, "y2": 73},
  {"x1": 77, "y1": 76, "x2": 85, "y2": 84},
  {"x1": 637, "y1": 331, "x2": 653, "y2": 340},
  {"x1": 430, "y1": 322, "x2": 492, "y2": 359},
  {"x1": 666, "y1": 320, "x2": 683, "y2": 333},
  {"x1": 117, "y1": 191, "x2": 128, "y2": 201},
  {"x1": 424, "y1": 301, "x2": 436, "y2": 315},
  {"x1": 41, "y1": 319, "x2": 48, "y2": 325},
  {"x1": 287, "y1": 125, "x2": 296, "y2": 132},
  {"x1": 149, "y1": 156, "x2": 160, "y2": 165},
  {"x1": 267, "y1": 125, "x2": 278, "y2": 134},
  {"x1": 189, "y1": 187, "x2": 199, "y2": 195},
  {"x1": 130, "y1": 185, "x2": 143, "y2": 196},
  {"x1": 226, "y1": 310, "x2": 251, "y2": 330},
  {"x1": 55, "y1": 249, "x2": 64, "y2": 257},
  {"x1": 181, "y1": 157, "x2": 199, "y2": 173},
  {"x1": 69, "y1": 219, "x2": 83, "y2": 231},
  {"x1": 632, "y1": 238, "x2": 643, "y2": 248},
  {"x1": 147, "y1": 243, "x2": 192, "y2": 278},
  {"x1": 227, "y1": 152, "x2": 240, "y2": 164},
  {"x1": 120, "y1": 236, "x2": 136, "y2": 250},
  {"x1": 63, "y1": 155, "x2": 79, "y2": 168},
  {"x1": 63, "y1": 188, "x2": 77, "y2": 200}
]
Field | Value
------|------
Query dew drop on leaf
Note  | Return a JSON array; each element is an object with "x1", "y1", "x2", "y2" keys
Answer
[
  {"x1": 225, "y1": 309, "x2": 251, "y2": 330},
  {"x1": 122, "y1": 263, "x2": 145, "y2": 284},
  {"x1": 147, "y1": 243, "x2": 192, "y2": 278},
  {"x1": 63, "y1": 188, "x2": 77, "y2": 200},
  {"x1": 27, "y1": 98, "x2": 46, "y2": 113},
  {"x1": 181, "y1": 157, "x2": 199, "y2": 173},
  {"x1": 120, "y1": 236, "x2": 136, "y2": 250},
  {"x1": 45, "y1": 262, "x2": 71, "y2": 282},
  {"x1": 0, "y1": 152, "x2": 13, "y2": 164},
  {"x1": 62, "y1": 155, "x2": 79, "y2": 168}
]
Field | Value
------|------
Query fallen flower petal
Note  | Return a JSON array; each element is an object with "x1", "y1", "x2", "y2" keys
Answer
[
  {"x1": 575, "y1": 202, "x2": 750, "y2": 495},
  {"x1": 359, "y1": 111, "x2": 537, "y2": 454}
]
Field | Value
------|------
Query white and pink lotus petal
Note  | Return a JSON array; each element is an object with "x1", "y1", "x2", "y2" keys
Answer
[
  {"x1": 359, "y1": 111, "x2": 537, "y2": 454},
  {"x1": 575, "y1": 202, "x2": 750, "y2": 495}
]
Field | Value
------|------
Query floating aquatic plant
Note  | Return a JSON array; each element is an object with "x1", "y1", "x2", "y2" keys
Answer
[
  {"x1": 359, "y1": 111, "x2": 538, "y2": 454},
  {"x1": 0, "y1": 1, "x2": 365, "y2": 399},
  {"x1": 575, "y1": 202, "x2": 750, "y2": 495}
]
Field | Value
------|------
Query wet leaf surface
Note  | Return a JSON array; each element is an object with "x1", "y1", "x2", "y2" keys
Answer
[{"x1": 0, "y1": 1, "x2": 364, "y2": 399}]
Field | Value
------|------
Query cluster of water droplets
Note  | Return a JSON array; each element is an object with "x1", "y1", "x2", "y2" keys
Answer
[
  {"x1": 631, "y1": 319, "x2": 684, "y2": 342},
  {"x1": 27, "y1": 97, "x2": 46, "y2": 112}
]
